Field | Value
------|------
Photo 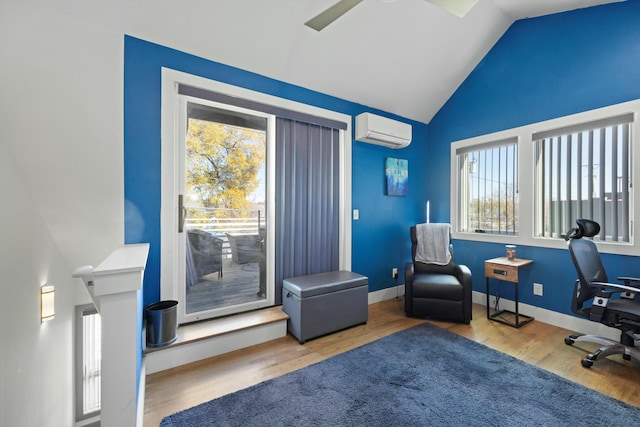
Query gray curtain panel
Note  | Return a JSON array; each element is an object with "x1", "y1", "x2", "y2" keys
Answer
[{"x1": 275, "y1": 118, "x2": 340, "y2": 304}]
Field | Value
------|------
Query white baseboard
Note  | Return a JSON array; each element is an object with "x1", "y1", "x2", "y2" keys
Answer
[
  {"x1": 370, "y1": 286, "x2": 619, "y2": 341},
  {"x1": 368, "y1": 285, "x2": 404, "y2": 304},
  {"x1": 145, "y1": 320, "x2": 287, "y2": 374},
  {"x1": 472, "y1": 291, "x2": 619, "y2": 341}
]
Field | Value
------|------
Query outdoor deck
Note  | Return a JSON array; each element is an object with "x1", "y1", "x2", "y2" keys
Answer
[{"x1": 186, "y1": 257, "x2": 264, "y2": 314}]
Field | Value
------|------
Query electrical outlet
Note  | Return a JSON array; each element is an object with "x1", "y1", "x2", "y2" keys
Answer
[
  {"x1": 353, "y1": 209, "x2": 359, "y2": 220},
  {"x1": 533, "y1": 283, "x2": 543, "y2": 296},
  {"x1": 392, "y1": 267, "x2": 398, "y2": 279}
]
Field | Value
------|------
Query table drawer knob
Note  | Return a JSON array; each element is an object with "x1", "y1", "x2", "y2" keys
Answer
[{"x1": 493, "y1": 269, "x2": 507, "y2": 276}]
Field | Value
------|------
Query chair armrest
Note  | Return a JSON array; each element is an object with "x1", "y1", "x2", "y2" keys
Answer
[
  {"x1": 404, "y1": 262, "x2": 414, "y2": 316},
  {"x1": 454, "y1": 264, "x2": 473, "y2": 324},
  {"x1": 618, "y1": 276, "x2": 640, "y2": 287},
  {"x1": 591, "y1": 281, "x2": 640, "y2": 295},
  {"x1": 454, "y1": 264, "x2": 473, "y2": 289},
  {"x1": 404, "y1": 262, "x2": 414, "y2": 286}
]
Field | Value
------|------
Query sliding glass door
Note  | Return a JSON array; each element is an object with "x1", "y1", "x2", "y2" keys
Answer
[
  {"x1": 177, "y1": 97, "x2": 275, "y2": 323},
  {"x1": 160, "y1": 70, "x2": 352, "y2": 325}
]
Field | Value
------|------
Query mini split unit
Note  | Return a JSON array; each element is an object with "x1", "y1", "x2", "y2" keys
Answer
[{"x1": 355, "y1": 113, "x2": 412, "y2": 149}]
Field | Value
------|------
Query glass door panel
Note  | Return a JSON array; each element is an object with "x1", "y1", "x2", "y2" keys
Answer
[{"x1": 180, "y1": 99, "x2": 272, "y2": 322}]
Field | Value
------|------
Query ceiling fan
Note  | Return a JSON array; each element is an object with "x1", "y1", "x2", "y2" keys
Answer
[{"x1": 305, "y1": 0, "x2": 479, "y2": 31}]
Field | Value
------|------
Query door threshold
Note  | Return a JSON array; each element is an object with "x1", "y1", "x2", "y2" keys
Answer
[{"x1": 145, "y1": 306, "x2": 288, "y2": 354}]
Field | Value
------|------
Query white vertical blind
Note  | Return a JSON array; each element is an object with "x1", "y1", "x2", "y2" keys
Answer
[
  {"x1": 81, "y1": 308, "x2": 101, "y2": 416},
  {"x1": 534, "y1": 114, "x2": 632, "y2": 241},
  {"x1": 275, "y1": 118, "x2": 340, "y2": 303}
]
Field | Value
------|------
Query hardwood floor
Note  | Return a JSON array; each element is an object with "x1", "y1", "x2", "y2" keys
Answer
[{"x1": 144, "y1": 299, "x2": 640, "y2": 426}]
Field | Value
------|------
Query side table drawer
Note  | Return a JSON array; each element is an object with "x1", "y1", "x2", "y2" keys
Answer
[{"x1": 485, "y1": 262, "x2": 518, "y2": 282}]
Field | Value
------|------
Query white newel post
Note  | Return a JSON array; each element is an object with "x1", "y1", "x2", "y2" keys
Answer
[{"x1": 92, "y1": 243, "x2": 150, "y2": 427}]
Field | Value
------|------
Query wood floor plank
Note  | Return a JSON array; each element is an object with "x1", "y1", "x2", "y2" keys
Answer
[{"x1": 144, "y1": 299, "x2": 639, "y2": 426}]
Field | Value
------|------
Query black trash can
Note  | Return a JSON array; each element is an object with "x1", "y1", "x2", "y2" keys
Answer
[{"x1": 144, "y1": 300, "x2": 178, "y2": 348}]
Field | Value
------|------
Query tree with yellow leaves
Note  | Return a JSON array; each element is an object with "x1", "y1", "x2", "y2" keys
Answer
[{"x1": 186, "y1": 118, "x2": 265, "y2": 219}]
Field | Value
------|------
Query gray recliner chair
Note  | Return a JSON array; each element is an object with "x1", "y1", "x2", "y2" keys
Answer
[{"x1": 404, "y1": 224, "x2": 472, "y2": 324}]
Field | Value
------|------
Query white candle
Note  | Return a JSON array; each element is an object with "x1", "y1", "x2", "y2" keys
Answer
[{"x1": 426, "y1": 201, "x2": 430, "y2": 223}]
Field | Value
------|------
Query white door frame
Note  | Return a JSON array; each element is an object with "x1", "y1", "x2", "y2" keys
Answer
[{"x1": 160, "y1": 68, "x2": 352, "y2": 323}]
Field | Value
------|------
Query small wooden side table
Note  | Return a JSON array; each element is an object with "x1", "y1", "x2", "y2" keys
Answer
[{"x1": 485, "y1": 257, "x2": 534, "y2": 328}]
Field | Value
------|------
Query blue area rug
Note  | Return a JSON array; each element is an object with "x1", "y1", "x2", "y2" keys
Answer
[{"x1": 161, "y1": 323, "x2": 640, "y2": 426}]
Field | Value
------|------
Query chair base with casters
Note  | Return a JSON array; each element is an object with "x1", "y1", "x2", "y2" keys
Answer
[
  {"x1": 565, "y1": 332, "x2": 640, "y2": 368},
  {"x1": 564, "y1": 292, "x2": 640, "y2": 367},
  {"x1": 565, "y1": 219, "x2": 640, "y2": 368},
  {"x1": 404, "y1": 225, "x2": 472, "y2": 324}
]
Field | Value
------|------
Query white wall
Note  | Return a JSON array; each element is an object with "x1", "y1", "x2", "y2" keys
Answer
[
  {"x1": 0, "y1": 1, "x2": 124, "y2": 268},
  {"x1": 0, "y1": 142, "x2": 75, "y2": 425},
  {"x1": 0, "y1": 2, "x2": 124, "y2": 426}
]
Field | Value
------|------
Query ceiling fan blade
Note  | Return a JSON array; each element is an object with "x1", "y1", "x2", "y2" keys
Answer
[
  {"x1": 304, "y1": 0, "x2": 365, "y2": 31},
  {"x1": 426, "y1": 0, "x2": 479, "y2": 17}
]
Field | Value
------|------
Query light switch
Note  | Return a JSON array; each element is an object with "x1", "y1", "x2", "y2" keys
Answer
[{"x1": 353, "y1": 209, "x2": 359, "y2": 220}]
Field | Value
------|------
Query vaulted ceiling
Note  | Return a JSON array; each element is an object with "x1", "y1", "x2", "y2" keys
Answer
[{"x1": 77, "y1": 0, "x2": 622, "y2": 122}]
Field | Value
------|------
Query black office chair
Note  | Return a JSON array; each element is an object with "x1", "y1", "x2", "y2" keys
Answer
[{"x1": 565, "y1": 219, "x2": 640, "y2": 368}]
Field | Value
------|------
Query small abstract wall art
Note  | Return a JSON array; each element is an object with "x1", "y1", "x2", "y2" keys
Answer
[{"x1": 385, "y1": 157, "x2": 408, "y2": 196}]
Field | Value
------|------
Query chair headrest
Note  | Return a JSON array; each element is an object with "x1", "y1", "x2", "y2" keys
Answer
[{"x1": 565, "y1": 219, "x2": 600, "y2": 240}]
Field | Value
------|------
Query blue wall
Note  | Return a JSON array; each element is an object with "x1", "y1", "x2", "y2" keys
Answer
[
  {"x1": 124, "y1": 36, "x2": 429, "y2": 307},
  {"x1": 427, "y1": 1, "x2": 640, "y2": 315}
]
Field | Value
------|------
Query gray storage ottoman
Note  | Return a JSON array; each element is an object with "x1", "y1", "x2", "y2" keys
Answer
[{"x1": 283, "y1": 270, "x2": 368, "y2": 344}]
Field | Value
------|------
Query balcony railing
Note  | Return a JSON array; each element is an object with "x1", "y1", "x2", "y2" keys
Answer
[{"x1": 185, "y1": 207, "x2": 263, "y2": 257}]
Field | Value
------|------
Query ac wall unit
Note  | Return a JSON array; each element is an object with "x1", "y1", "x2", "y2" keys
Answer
[{"x1": 355, "y1": 113, "x2": 412, "y2": 149}]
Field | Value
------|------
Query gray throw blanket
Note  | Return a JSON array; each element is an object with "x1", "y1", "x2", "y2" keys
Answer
[{"x1": 415, "y1": 223, "x2": 451, "y2": 265}]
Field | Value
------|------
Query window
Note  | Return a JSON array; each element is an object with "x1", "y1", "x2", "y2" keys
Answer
[
  {"x1": 455, "y1": 138, "x2": 519, "y2": 235},
  {"x1": 451, "y1": 100, "x2": 638, "y2": 254},
  {"x1": 75, "y1": 305, "x2": 101, "y2": 422},
  {"x1": 534, "y1": 113, "x2": 633, "y2": 242}
]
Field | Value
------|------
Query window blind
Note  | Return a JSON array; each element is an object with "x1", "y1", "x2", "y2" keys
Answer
[
  {"x1": 274, "y1": 118, "x2": 340, "y2": 303},
  {"x1": 75, "y1": 305, "x2": 101, "y2": 421},
  {"x1": 534, "y1": 114, "x2": 632, "y2": 242}
]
